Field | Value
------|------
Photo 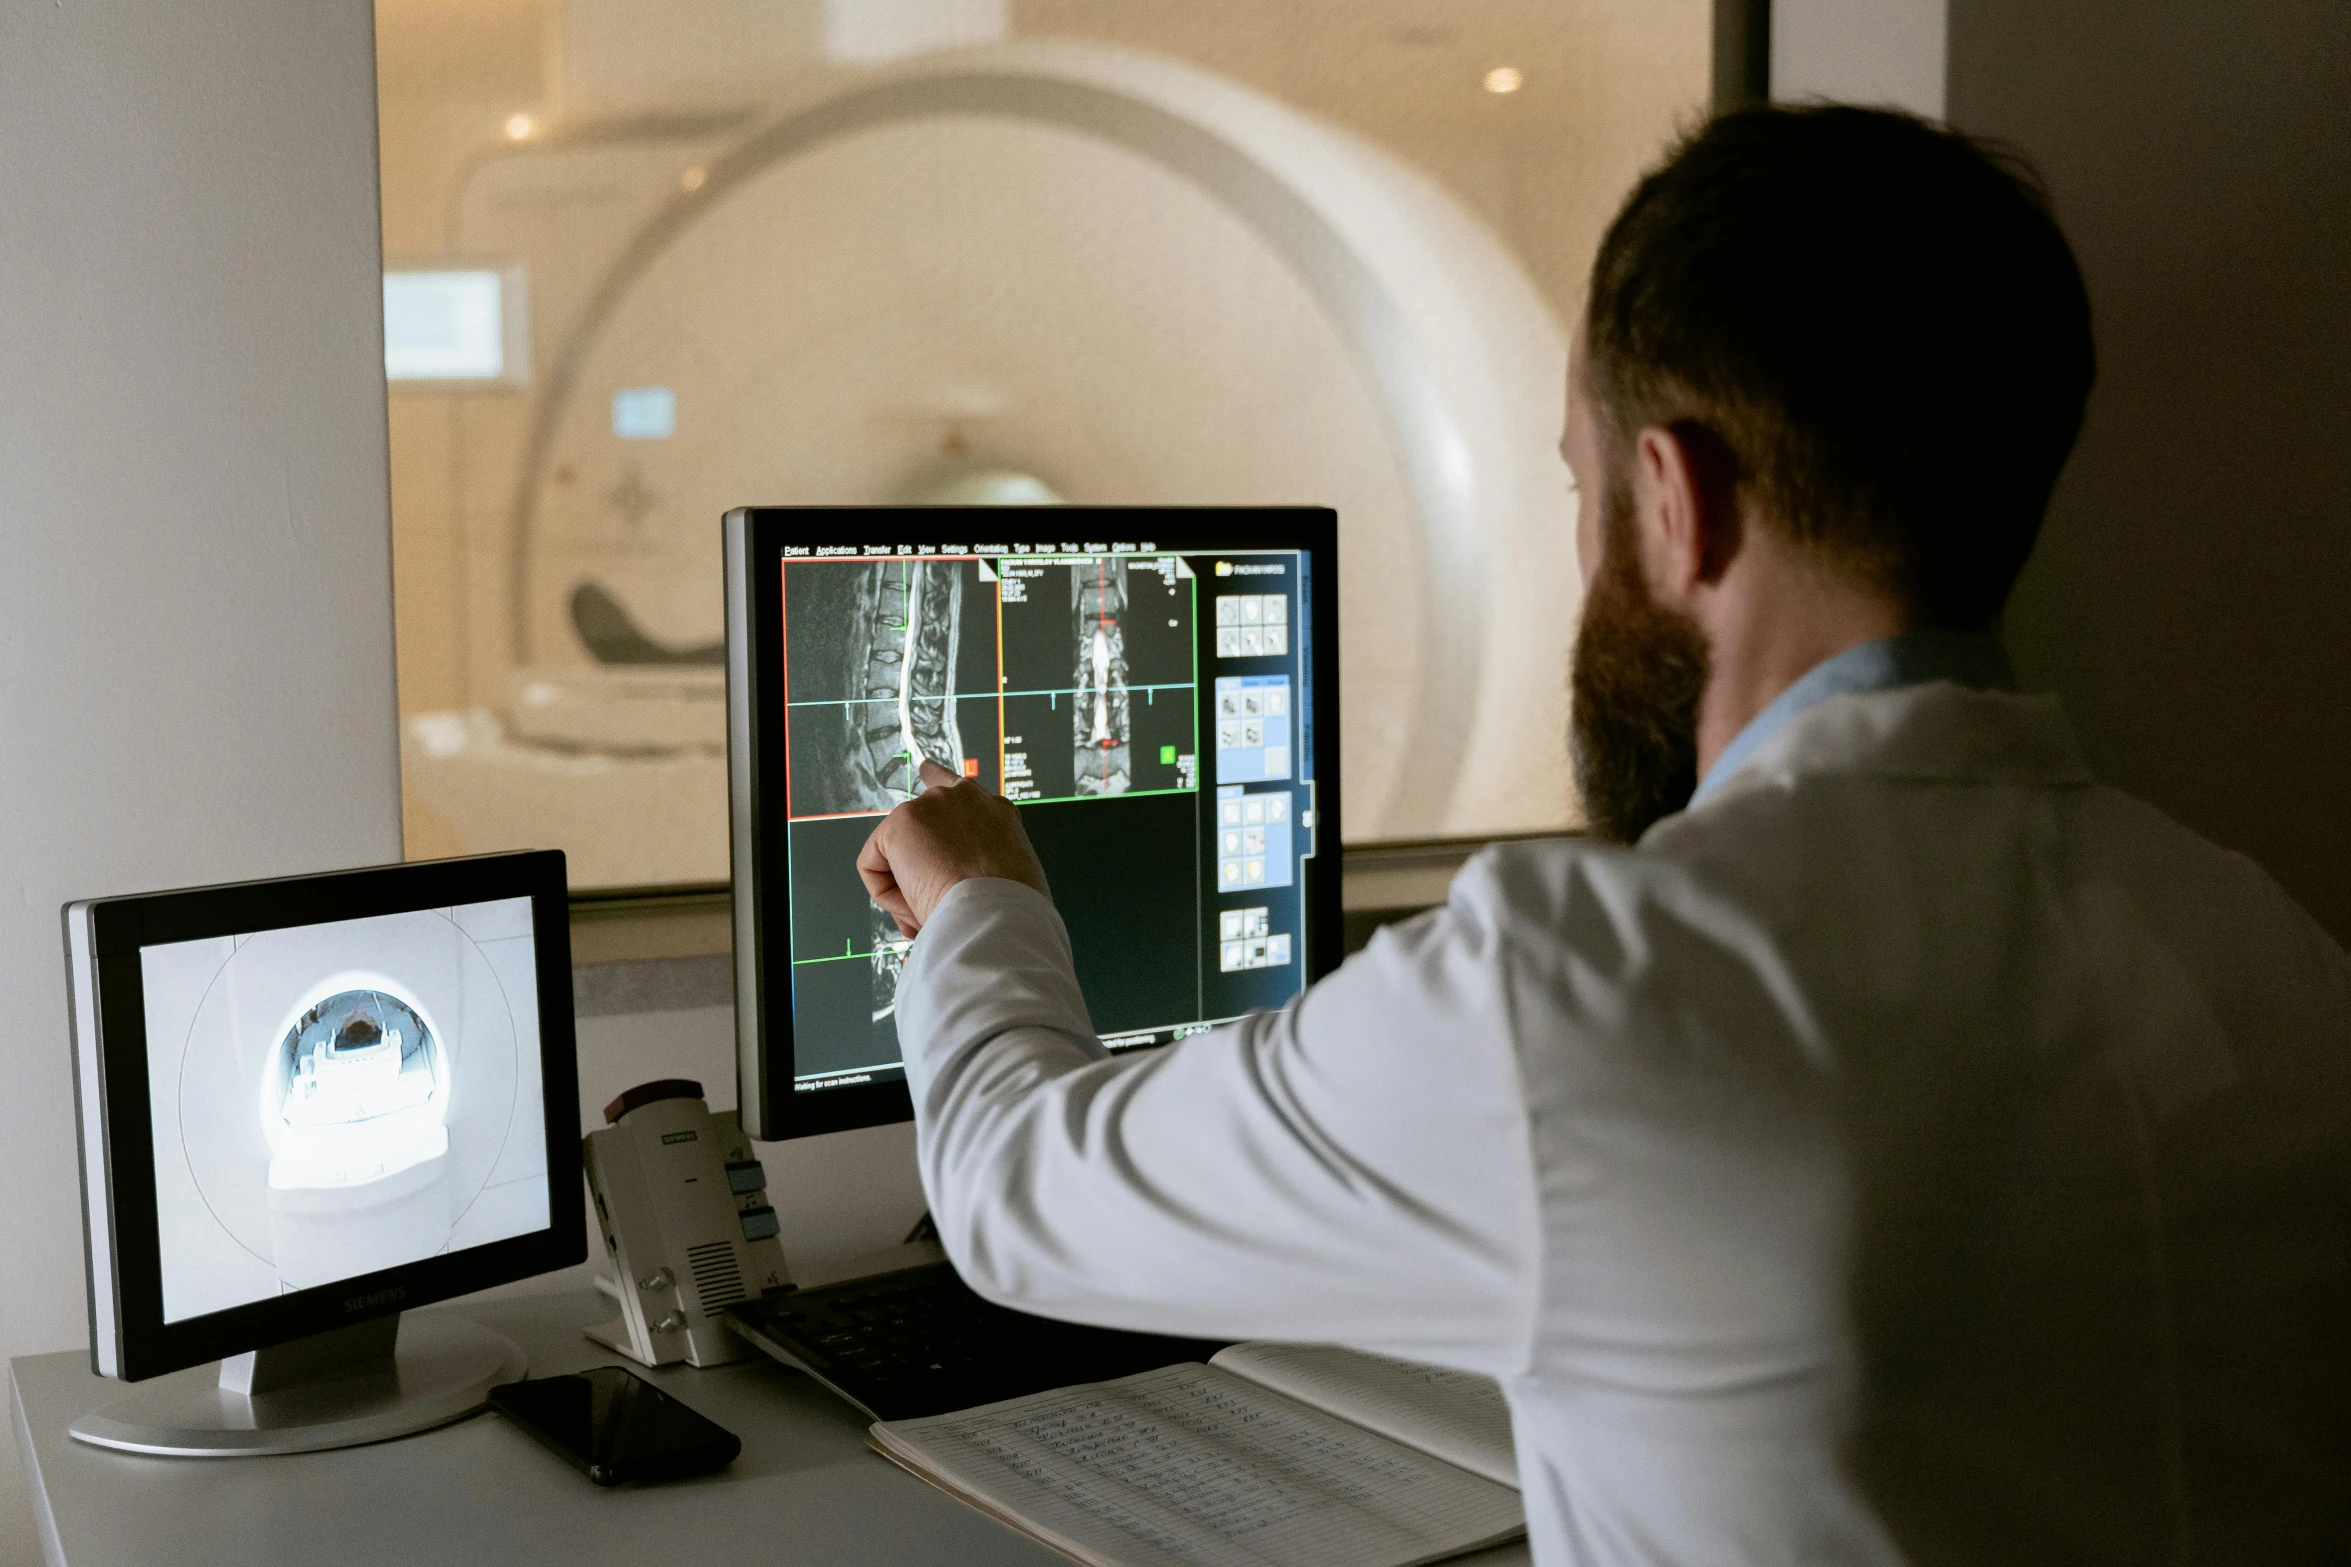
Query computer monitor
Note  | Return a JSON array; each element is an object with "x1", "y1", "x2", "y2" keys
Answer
[
  {"x1": 63, "y1": 851, "x2": 583, "y2": 1454},
  {"x1": 724, "y1": 507, "x2": 1341, "y2": 1141}
]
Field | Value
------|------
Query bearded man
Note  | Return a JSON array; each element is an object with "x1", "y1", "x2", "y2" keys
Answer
[{"x1": 857, "y1": 105, "x2": 2351, "y2": 1564}]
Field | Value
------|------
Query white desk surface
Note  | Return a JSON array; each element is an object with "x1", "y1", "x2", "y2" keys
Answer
[{"x1": 11, "y1": 1286, "x2": 1532, "y2": 1567}]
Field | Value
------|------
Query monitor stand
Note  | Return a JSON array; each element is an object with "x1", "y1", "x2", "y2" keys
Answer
[{"x1": 68, "y1": 1312, "x2": 525, "y2": 1457}]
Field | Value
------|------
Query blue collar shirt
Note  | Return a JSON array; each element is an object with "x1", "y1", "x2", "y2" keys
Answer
[{"x1": 1691, "y1": 631, "x2": 2016, "y2": 806}]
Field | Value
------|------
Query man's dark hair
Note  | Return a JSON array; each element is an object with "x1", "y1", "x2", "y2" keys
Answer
[{"x1": 1584, "y1": 105, "x2": 2094, "y2": 630}]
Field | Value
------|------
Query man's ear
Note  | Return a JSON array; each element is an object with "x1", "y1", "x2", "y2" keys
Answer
[{"x1": 1633, "y1": 420, "x2": 1742, "y2": 604}]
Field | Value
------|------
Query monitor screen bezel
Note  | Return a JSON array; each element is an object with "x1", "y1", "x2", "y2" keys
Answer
[
  {"x1": 726, "y1": 506, "x2": 1343, "y2": 1141},
  {"x1": 67, "y1": 851, "x2": 585, "y2": 1383}
]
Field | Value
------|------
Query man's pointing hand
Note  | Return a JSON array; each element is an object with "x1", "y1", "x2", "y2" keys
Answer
[{"x1": 857, "y1": 759, "x2": 1051, "y2": 939}]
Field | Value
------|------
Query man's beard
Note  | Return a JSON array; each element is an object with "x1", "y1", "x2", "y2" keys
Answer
[{"x1": 1569, "y1": 489, "x2": 1709, "y2": 845}]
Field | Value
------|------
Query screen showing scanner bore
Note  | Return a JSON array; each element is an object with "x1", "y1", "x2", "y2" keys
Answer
[
  {"x1": 779, "y1": 541, "x2": 1320, "y2": 1095},
  {"x1": 139, "y1": 899, "x2": 552, "y2": 1324}
]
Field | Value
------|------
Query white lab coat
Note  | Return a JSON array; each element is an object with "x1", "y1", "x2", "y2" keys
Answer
[{"x1": 894, "y1": 681, "x2": 2351, "y2": 1565}]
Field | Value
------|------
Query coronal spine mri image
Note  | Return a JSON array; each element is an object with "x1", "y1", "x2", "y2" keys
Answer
[{"x1": 1072, "y1": 558, "x2": 1131, "y2": 796}]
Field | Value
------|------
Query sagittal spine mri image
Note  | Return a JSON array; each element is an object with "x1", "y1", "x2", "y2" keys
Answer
[
  {"x1": 782, "y1": 553, "x2": 1200, "y2": 1075},
  {"x1": 788, "y1": 558, "x2": 987, "y2": 814},
  {"x1": 785, "y1": 556, "x2": 999, "y2": 1036}
]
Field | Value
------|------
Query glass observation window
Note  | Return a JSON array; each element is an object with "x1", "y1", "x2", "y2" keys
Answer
[{"x1": 376, "y1": 0, "x2": 1712, "y2": 888}]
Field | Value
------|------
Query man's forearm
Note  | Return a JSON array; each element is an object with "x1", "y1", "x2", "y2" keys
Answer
[
  {"x1": 888, "y1": 868, "x2": 1540, "y2": 1363},
  {"x1": 895, "y1": 877, "x2": 1105, "y2": 1098},
  {"x1": 892, "y1": 878, "x2": 1113, "y2": 1295}
]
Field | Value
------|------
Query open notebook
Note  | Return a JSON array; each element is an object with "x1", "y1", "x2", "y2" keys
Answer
[{"x1": 869, "y1": 1343, "x2": 1521, "y2": 1567}]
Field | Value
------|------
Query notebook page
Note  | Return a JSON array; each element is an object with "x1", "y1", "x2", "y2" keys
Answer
[
  {"x1": 1209, "y1": 1344, "x2": 1517, "y2": 1489},
  {"x1": 870, "y1": 1362, "x2": 1524, "y2": 1567}
]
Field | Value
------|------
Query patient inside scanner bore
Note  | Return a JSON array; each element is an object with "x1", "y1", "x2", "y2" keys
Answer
[
  {"x1": 264, "y1": 988, "x2": 448, "y2": 1183},
  {"x1": 260, "y1": 983, "x2": 455, "y2": 1291}
]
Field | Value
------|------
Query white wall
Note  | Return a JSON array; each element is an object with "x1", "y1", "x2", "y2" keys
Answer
[
  {"x1": 1772, "y1": 0, "x2": 1949, "y2": 118},
  {"x1": 0, "y1": 0, "x2": 401, "y2": 1551}
]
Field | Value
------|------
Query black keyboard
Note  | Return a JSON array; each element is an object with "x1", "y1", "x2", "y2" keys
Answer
[{"x1": 727, "y1": 1262, "x2": 1223, "y2": 1421}]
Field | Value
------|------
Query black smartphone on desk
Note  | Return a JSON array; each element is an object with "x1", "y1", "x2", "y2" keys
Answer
[{"x1": 490, "y1": 1367, "x2": 741, "y2": 1486}]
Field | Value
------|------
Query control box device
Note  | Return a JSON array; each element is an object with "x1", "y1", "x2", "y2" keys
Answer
[{"x1": 583, "y1": 1079, "x2": 790, "y2": 1368}]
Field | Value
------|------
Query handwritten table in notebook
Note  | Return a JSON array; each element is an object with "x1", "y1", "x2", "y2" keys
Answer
[{"x1": 11, "y1": 1286, "x2": 1532, "y2": 1567}]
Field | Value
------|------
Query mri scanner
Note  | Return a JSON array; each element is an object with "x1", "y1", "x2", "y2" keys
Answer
[{"x1": 401, "y1": 42, "x2": 1580, "y2": 887}]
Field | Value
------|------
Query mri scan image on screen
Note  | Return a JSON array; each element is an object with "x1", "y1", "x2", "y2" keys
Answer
[{"x1": 138, "y1": 899, "x2": 550, "y2": 1324}]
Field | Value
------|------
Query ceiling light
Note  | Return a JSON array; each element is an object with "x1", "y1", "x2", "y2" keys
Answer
[
  {"x1": 1483, "y1": 66, "x2": 1524, "y2": 95},
  {"x1": 504, "y1": 113, "x2": 537, "y2": 141}
]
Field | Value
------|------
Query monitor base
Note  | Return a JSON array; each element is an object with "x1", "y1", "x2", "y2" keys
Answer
[{"x1": 68, "y1": 1312, "x2": 525, "y2": 1457}]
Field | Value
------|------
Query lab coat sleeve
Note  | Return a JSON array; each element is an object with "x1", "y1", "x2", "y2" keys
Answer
[{"x1": 893, "y1": 872, "x2": 1540, "y2": 1375}]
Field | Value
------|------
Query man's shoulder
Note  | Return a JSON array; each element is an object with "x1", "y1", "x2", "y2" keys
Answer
[
  {"x1": 2058, "y1": 782, "x2": 2349, "y2": 993},
  {"x1": 1452, "y1": 834, "x2": 1667, "y2": 911},
  {"x1": 1666, "y1": 743, "x2": 2346, "y2": 1015},
  {"x1": 1729, "y1": 683, "x2": 2093, "y2": 796},
  {"x1": 1464, "y1": 767, "x2": 2337, "y2": 985},
  {"x1": 1440, "y1": 834, "x2": 1769, "y2": 977}
]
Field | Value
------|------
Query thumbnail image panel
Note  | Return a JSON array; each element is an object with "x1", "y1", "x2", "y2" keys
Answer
[
  {"x1": 784, "y1": 558, "x2": 998, "y2": 816},
  {"x1": 1212, "y1": 675, "x2": 1293, "y2": 784}
]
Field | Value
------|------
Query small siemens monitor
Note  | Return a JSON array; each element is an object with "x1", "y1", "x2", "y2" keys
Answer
[
  {"x1": 724, "y1": 507, "x2": 1341, "y2": 1141},
  {"x1": 62, "y1": 851, "x2": 583, "y2": 1455}
]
